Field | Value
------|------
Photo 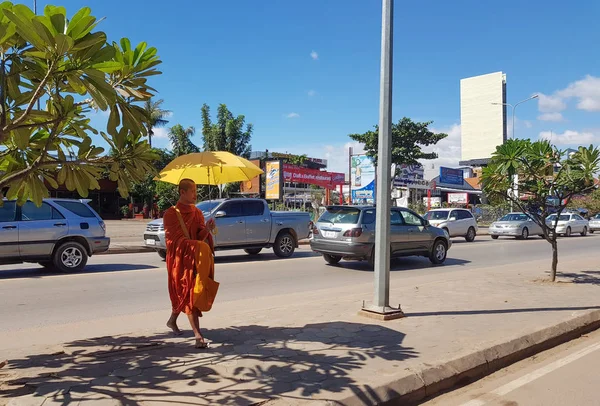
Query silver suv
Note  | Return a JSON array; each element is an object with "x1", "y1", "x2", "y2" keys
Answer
[
  {"x1": 310, "y1": 205, "x2": 451, "y2": 266},
  {"x1": 0, "y1": 199, "x2": 110, "y2": 272}
]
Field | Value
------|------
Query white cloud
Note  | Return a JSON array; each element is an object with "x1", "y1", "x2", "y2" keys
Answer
[
  {"x1": 286, "y1": 112, "x2": 300, "y2": 119},
  {"x1": 537, "y1": 93, "x2": 566, "y2": 113},
  {"x1": 556, "y1": 75, "x2": 600, "y2": 112},
  {"x1": 310, "y1": 50, "x2": 318, "y2": 60},
  {"x1": 152, "y1": 127, "x2": 169, "y2": 139},
  {"x1": 539, "y1": 130, "x2": 598, "y2": 145},
  {"x1": 524, "y1": 120, "x2": 533, "y2": 128},
  {"x1": 423, "y1": 124, "x2": 462, "y2": 180},
  {"x1": 537, "y1": 112, "x2": 564, "y2": 122},
  {"x1": 307, "y1": 90, "x2": 317, "y2": 97}
]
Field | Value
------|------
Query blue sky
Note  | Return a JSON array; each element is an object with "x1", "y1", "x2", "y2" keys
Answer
[{"x1": 29, "y1": 0, "x2": 600, "y2": 177}]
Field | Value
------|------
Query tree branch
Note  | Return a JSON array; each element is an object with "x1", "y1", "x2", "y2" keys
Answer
[{"x1": 7, "y1": 61, "x2": 55, "y2": 129}]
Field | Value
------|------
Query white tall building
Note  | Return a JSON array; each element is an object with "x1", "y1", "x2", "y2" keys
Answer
[{"x1": 459, "y1": 72, "x2": 507, "y2": 165}]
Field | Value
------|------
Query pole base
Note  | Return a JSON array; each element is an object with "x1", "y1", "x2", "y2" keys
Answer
[{"x1": 359, "y1": 302, "x2": 405, "y2": 321}]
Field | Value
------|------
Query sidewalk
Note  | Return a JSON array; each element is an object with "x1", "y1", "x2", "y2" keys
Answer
[{"x1": 4, "y1": 254, "x2": 600, "y2": 405}]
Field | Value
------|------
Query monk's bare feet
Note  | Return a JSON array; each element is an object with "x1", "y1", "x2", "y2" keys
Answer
[
  {"x1": 0, "y1": 360, "x2": 7, "y2": 369},
  {"x1": 167, "y1": 321, "x2": 183, "y2": 336},
  {"x1": 195, "y1": 336, "x2": 208, "y2": 349}
]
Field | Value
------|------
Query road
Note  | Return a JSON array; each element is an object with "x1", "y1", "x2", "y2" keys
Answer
[
  {"x1": 422, "y1": 324, "x2": 600, "y2": 406},
  {"x1": 1, "y1": 234, "x2": 597, "y2": 333}
]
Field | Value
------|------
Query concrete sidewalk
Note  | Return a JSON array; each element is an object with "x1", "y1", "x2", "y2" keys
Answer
[{"x1": 5, "y1": 253, "x2": 590, "y2": 405}]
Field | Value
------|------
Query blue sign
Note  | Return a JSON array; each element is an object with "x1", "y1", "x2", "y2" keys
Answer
[{"x1": 439, "y1": 167, "x2": 464, "y2": 186}]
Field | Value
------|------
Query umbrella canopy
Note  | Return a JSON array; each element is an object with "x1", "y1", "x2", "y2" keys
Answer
[{"x1": 155, "y1": 151, "x2": 264, "y2": 186}]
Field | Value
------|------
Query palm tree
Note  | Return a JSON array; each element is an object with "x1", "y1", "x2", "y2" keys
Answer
[
  {"x1": 168, "y1": 124, "x2": 199, "y2": 157},
  {"x1": 143, "y1": 99, "x2": 171, "y2": 148}
]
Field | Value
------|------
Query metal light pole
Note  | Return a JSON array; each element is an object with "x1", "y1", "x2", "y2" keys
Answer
[
  {"x1": 360, "y1": 0, "x2": 403, "y2": 321},
  {"x1": 492, "y1": 94, "x2": 539, "y2": 210}
]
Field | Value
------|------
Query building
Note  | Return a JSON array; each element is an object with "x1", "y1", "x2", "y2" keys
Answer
[{"x1": 459, "y1": 71, "x2": 507, "y2": 167}]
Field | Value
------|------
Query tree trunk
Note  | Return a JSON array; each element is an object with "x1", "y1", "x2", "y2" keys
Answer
[{"x1": 550, "y1": 238, "x2": 558, "y2": 282}]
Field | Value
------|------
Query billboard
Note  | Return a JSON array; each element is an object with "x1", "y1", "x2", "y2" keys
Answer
[
  {"x1": 448, "y1": 192, "x2": 468, "y2": 204},
  {"x1": 422, "y1": 196, "x2": 442, "y2": 208},
  {"x1": 351, "y1": 154, "x2": 375, "y2": 204},
  {"x1": 240, "y1": 159, "x2": 262, "y2": 194},
  {"x1": 282, "y1": 164, "x2": 345, "y2": 188},
  {"x1": 394, "y1": 164, "x2": 429, "y2": 189},
  {"x1": 439, "y1": 167, "x2": 464, "y2": 186},
  {"x1": 265, "y1": 161, "x2": 282, "y2": 200}
]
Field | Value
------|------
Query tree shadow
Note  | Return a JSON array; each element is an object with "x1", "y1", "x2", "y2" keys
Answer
[
  {"x1": 405, "y1": 305, "x2": 600, "y2": 317},
  {"x1": 0, "y1": 264, "x2": 159, "y2": 280},
  {"x1": 557, "y1": 270, "x2": 600, "y2": 285},
  {"x1": 0, "y1": 321, "x2": 418, "y2": 405},
  {"x1": 333, "y1": 257, "x2": 471, "y2": 272}
]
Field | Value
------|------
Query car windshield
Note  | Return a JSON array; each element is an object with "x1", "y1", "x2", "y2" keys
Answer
[
  {"x1": 319, "y1": 207, "x2": 361, "y2": 224},
  {"x1": 196, "y1": 201, "x2": 220, "y2": 214},
  {"x1": 547, "y1": 214, "x2": 570, "y2": 222},
  {"x1": 499, "y1": 214, "x2": 530, "y2": 222},
  {"x1": 424, "y1": 211, "x2": 449, "y2": 220}
]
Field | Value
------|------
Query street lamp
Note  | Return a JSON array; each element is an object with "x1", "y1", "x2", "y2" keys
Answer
[{"x1": 491, "y1": 95, "x2": 539, "y2": 210}]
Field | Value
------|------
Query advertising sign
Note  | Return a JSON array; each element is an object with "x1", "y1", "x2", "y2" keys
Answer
[
  {"x1": 351, "y1": 154, "x2": 375, "y2": 204},
  {"x1": 393, "y1": 164, "x2": 428, "y2": 189},
  {"x1": 448, "y1": 192, "x2": 468, "y2": 204},
  {"x1": 439, "y1": 167, "x2": 464, "y2": 186},
  {"x1": 265, "y1": 161, "x2": 282, "y2": 200},
  {"x1": 282, "y1": 164, "x2": 345, "y2": 189},
  {"x1": 422, "y1": 196, "x2": 442, "y2": 208}
]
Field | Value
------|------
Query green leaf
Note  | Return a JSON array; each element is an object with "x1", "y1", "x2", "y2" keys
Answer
[
  {"x1": 42, "y1": 173, "x2": 59, "y2": 189},
  {"x1": 91, "y1": 60, "x2": 122, "y2": 73},
  {"x1": 108, "y1": 106, "x2": 120, "y2": 136},
  {"x1": 54, "y1": 33, "x2": 74, "y2": 55},
  {"x1": 44, "y1": 5, "x2": 67, "y2": 34},
  {"x1": 78, "y1": 136, "x2": 92, "y2": 158},
  {"x1": 12, "y1": 127, "x2": 31, "y2": 149},
  {"x1": 72, "y1": 31, "x2": 106, "y2": 51},
  {"x1": 3, "y1": 6, "x2": 46, "y2": 50}
]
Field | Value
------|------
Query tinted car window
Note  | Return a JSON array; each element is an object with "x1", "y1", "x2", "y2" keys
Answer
[
  {"x1": 458, "y1": 210, "x2": 473, "y2": 220},
  {"x1": 361, "y1": 209, "x2": 376, "y2": 224},
  {"x1": 574, "y1": 214, "x2": 584, "y2": 221},
  {"x1": 449, "y1": 210, "x2": 459, "y2": 220},
  {"x1": 21, "y1": 202, "x2": 64, "y2": 221},
  {"x1": 0, "y1": 202, "x2": 16, "y2": 222},
  {"x1": 243, "y1": 201, "x2": 265, "y2": 216},
  {"x1": 390, "y1": 210, "x2": 404, "y2": 226},
  {"x1": 220, "y1": 202, "x2": 243, "y2": 217},
  {"x1": 197, "y1": 201, "x2": 220, "y2": 214},
  {"x1": 319, "y1": 207, "x2": 360, "y2": 224},
  {"x1": 54, "y1": 201, "x2": 96, "y2": 218},
  {"x1": 424, "y1": 211, "x2": 449, "y2": 220},
  {"x1": 401, "y1": 210, "x2": 423, "y2": 226}
]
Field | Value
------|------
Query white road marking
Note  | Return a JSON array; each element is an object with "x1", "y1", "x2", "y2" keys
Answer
[{"x1": 461, "y1": 340, "x2": 600, "y2": 406}]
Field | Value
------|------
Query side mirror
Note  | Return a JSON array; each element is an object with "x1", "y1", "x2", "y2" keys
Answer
[
  {"x1": 215, "y1": 211, "x2": 226, "y2": 218},
  {"x1": 449, "y1": 217, "x2": 457, "y2": 222}
]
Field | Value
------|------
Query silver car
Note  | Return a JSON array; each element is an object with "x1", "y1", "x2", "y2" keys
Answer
[
  {"x1": 588, "y1": 214, "x2": 600, "y2": 233},
  {"x1": 0, "y1": 199, "x2": 110, "y2": 272},
  {"x1": 546, "y1": 212, "x2": 589, "y2": 237},
  {"x1": 310, "y1": 205, "x2": 451, "y2": 266},
  {"x1": 489, "y1": 212, "x2": 544, "y2": 240}
]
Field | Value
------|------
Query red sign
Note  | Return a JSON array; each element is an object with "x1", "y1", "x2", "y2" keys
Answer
[{"x1": 283, "y1": 164, "x2": 345, "y2": 188}]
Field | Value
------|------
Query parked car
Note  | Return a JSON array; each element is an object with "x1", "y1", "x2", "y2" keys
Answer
[
  {"x1": 310, "y1": 205, "x2": 451, "y2": 266},
  {"x1": 145, "y1": 198, "x2": 312, "y2": 259},
  {"x1": 423, "y1": 208, "x2": 478, "y2": 242},
  {"x1": 588, "y1": 214, "x2": 600, "y2": 233},
  {"x1": 545, "y1": 212, "x2": 589, "y2": 237},
  {"x1": 489, "y1": 212, "x2": 544, "y2": 240},
  {"x1": 0, "y1": 199, "x2": 110, "y2": 272}
]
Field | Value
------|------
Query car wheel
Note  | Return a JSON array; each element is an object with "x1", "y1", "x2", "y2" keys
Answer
[
  {"x1": 465, "y1": 227, "x2": 476, "y2": 242},
  {"x1": 323, "y1": 254, "x2": 342, "y2": 265},
  {"x1": 590, "y1": 230, "x2": 595, "y2": 234},
  {"x1": 157, "y1": 249, "x2": 167, "y2": 260},
  {"x1": 520, "y1": 227, "x2": 529, "y2": 240},
  {"x1": 491, "y1": 235, "x2": 499, "y2": 240},
  {"x1": 273, "y1": 231, "x2": 295, "y2": 258},
  {"x1": 244, "y1": 248, "x2": 262, "y2": 255},
  {"x1": 53, "y1": 241, "x2": 88, "y2": 273},
  {"x1": 429, "y1": 240, "x2": 447, "y2": 265},
  {"x1": 581, "y1": 227, "x2": 588, "y2": 237},
  {"x1": 565, "y1": 227, "x2": 572, "y2": 237}
]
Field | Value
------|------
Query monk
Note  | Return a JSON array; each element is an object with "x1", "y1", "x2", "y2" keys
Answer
[{"x1": 163, "y1": 179, "x2": 217, "y2": 348}]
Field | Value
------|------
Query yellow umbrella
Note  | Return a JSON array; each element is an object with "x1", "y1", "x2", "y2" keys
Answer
[{"x1": 154, "y1": 151, "x2": 264, "y2": 186}]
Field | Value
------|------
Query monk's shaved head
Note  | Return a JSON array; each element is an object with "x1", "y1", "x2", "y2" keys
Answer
[{"x1": 179, "y1": 179, "x2": 196, "y2": 194}]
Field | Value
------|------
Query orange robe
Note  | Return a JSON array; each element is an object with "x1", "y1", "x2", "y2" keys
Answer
[{"x1": 164, "y1": 202, "x2": 215, "y2": 315}]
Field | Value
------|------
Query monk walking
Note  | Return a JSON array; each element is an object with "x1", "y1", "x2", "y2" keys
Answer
[{"x1": 163, "y1": 179, "x2": 218, "y2": 348}]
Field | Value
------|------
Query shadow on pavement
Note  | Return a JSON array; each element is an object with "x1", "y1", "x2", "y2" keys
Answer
[
  {"x1": 331, "y1": 257, "x2": 471, "y2": 272},
  {"x1": 215, "y1": 249, "x2": 320, "y2": 264},
  {"x1": 405, "y1": 305, "x2": 600, "y2": 317},
  {"x1": 557, "y1": 270, "x2": 600, "y2": 285},
  {"x1": 0, "y1": 263, "x2": 159, "y2": 280},
  {"x1": 0, "y1": 321, "x2": 418, "y2": 405}
]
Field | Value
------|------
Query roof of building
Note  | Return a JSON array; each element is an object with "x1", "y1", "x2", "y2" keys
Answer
[
  {"x1": 430, "y1": 175, "x2": 482, "y2": 194},
  {"x1": 458, "y1": 158, "x2": 492, "y2": 167},
  {"x1": 464, "y1": 177, "x2": 481, "y2": 190}
]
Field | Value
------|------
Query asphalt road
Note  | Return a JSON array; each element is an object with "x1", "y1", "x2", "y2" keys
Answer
[
  {"x1": 422, "y1": 323, "x2": 600, "y2": 406},
  {"x1": 1, "y1": 234, "x2": 598, "y2": 334}
]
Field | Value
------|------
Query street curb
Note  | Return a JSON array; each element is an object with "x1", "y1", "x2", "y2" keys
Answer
[
  {"x1": 98, "y1": 246, "x2": 154, "y2": 255},
  {"x1": 265, "y1": 309, "x2": 600, "y2": 406}
]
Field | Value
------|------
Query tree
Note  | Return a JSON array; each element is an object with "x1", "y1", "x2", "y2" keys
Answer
[
  {"x1": 168, "y1": 124, "x2": 199, "y2": 156},
  {"x1": 348, "y1": 117, "x2": 447, "y2": 176},
  {"x1": 0, "y1": 3, "x2": 161, "y2": 206},
  {"x1": 567, "y1": 188, "x2": 600, "y2": 215},
  {"x1": 143, "y1": 98, "x2": 170, "y2": 148},
  {"x1": 201, "y1": 104, "x2": 252, "y2": 158},
  {"x1": 481, "y1": 139, "x2": 600, "y2": 281}
]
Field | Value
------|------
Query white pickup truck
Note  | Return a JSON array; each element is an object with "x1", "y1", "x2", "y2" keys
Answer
[{"x1": 144, "y1": 198, "x2": 312, "y2": 259}]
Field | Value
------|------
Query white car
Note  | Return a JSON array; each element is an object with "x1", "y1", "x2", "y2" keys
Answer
[
  {"x1": 546, "y1": 213, "x2": 589, "y2": 237},
  {"x1": 588, "y1": 214, "x2": 600, "y2": 233},
  {"x1": 424, "y1": 208, "x2": 478, "y2": 242}
]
